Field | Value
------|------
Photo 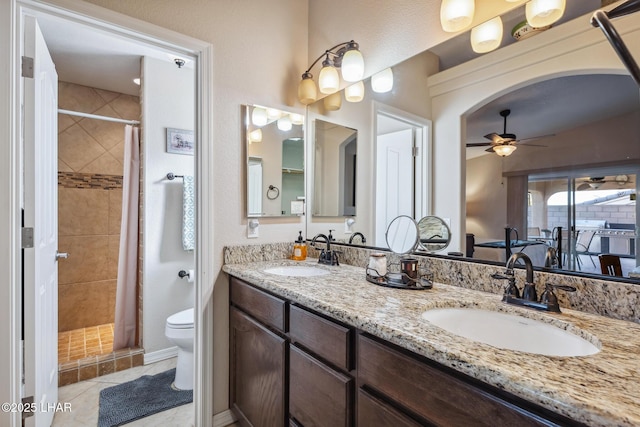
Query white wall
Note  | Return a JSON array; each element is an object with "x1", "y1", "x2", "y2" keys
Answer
[{"x1": 142, "y1": 56, "x2": 195, "y2": 354}]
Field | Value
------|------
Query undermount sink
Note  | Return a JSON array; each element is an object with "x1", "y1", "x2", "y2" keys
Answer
[
  {"x1": 421, "y1": 308, "x2": 600, "y2": 357},
  {"x1": 263, "y1": 266, "x2": 331, "y2": 277}
]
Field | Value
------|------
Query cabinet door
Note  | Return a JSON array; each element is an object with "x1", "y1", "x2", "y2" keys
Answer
[
  {"x1": 290, "y1": 345, "x2": 354, "y2": 427},
  {"x1": 230, "y1": 307, "x2": 286, "y2": 427},
  {"x1": 357, "y1": 389, "x2": 423, "y2": 427}
]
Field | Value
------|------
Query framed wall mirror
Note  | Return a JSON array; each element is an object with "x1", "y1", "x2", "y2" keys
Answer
[
  {"x1": 312, "y1": 119, "x2": 357, "y2": 217},
  {"x1": 243, "y1": 104, "x2": 305, "y2": 217},
  {"x1": 304, "y1": 0, "x2": 640, "y2": 281}
]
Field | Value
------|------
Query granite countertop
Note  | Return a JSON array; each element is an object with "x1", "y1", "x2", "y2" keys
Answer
[{"x1": 222, "y1": 259, "x2": 640, "y2": 427}]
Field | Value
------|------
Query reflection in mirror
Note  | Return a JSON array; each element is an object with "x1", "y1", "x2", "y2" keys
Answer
[
  {"x1": 313, "y1": 119, "x2": 357, "y2": 217},
  {"x1": 244, "y1": 104, "x2": 304, "y2": 217},
  {"x1": 385, "y1": 215, "x2": 419, "y2": 255},
  {"x1": 417, "y1": 216, "x2": 451, "y2": 252}
]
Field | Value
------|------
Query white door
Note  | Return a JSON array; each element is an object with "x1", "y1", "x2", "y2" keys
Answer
[
  {"x1": 375, "y1": 128, "x2": 414, "y2": 247},
  {"x1": 22, "y1": 15, "x2": 59, "y2": 427}
]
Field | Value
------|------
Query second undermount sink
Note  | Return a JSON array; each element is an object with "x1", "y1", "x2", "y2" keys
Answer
[
  {"x1": 263, "y1": 266, "x2": 331, "y2": 277},
  {"x1": 421, "y1": 308, "x2": 600, "y2": 357}
]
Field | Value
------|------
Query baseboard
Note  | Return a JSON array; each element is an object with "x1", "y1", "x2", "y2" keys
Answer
[
  {"x1": 143, "y1": 346, "x2": 178, "y2": 364},
  {"x1": 213, "y1": 409, "x2": 237, "y2": 427}
]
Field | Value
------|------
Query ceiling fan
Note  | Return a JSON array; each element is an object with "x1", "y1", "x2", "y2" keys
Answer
[
  {"x1": 577, "y1": 175, "x2": 634, "y2": 190},
  {"x1": 466, "y1": 109, "x2": 550, "y2": 157}
]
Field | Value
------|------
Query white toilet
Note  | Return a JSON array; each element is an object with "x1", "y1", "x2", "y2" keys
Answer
[{"x1": 165, "y1": 307, "x2": 194, "y2": 390}]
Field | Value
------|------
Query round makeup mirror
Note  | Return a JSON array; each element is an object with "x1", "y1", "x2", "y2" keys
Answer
[
  {"x1": 385, "y1": 215, "x2": 419, "y2": 255},
  {"x1": 417, "y1": 216, "x2": 451, "y2": 252}
]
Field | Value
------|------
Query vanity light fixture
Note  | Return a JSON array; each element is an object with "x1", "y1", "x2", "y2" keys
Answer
[
  {"x1": 440, "y1": 0, "x2": 475, "y2": 33},
  {"x1": 526, "y1": 0, "x2": 566, "y2": 28},
  {"x1": 297, "y1": 40, "x2": 364, "y2": 105},
  {"x1": 290, "y1": 113, "x2": 304, "y2": 126},
  {"x1": 251, "y1": 106, "x2": 268, "y2": 126},
  {"x1": 471, "y1": 16, "x2": 503, "y2": 53},
  {"x1": 248, "y1": 129, "x2": 262, "y2": 143},
  {"x1": 266, "y1": 108, "x2": 282, "y2": 120},
  {"x1": 277, "y1": 115, "x2": 293, "y2": 131},
  {"x1": 133, "y1": 77, "x2": 140, "y2": 85},
  {"x1": 345, "y1": 81, "x2": 365, "y2": 102},
  {"x1": 323, "y1": 91, "x2": 342, "y2": 111},
  {"x1": 492, "y1": 144, "x2": 517, "y2": 157},
  {"x1": 371, "y1": 68, "x2": 393, "y2": 93}
]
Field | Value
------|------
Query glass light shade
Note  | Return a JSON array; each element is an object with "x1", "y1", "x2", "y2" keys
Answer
[
  {"x1": 341, "y1": 48, "x2": 365, "y2": 82},
  {"x1": 298, "y1": 76, "x2": 317, "y2": 105},
  {"x1": 345, "y1": 81, "x2": 365, "y2": 103},
  {"x1": 526, "y1": 0, "x2": 565, "y2": 28},
  {"x1": 440, "y1": 0, "x2": 475, "y2": 33},
  {"x1": 290, "y1": 113, "x2": 304, "y2": 125},
  {"x1": 493, "y1": 144, "x2": 517, "y2": 157},
  {"x1": 371, "y1": 68, "x2": 393, "y2": 93},
  {"x1": 323, "y1": 92, "x2": 342, "y2": 111},
  {"x1": 251, "y1": 107, "x2": 268, "y2": 126},
  {"x1": 319, "y1": 64, "x2": 340, "y2": 94},
  {"x1": 266, "y1": 108, "x2": 281, "y2": 120},
  {"x1": 277, "y1": 116, "x2": 292, "y2": 131},
  {"x1": 248, "y1": 129, "x2": 262, "y2": 143},
  {"x1": 471, "y1": 17, "x2": 503, "y2": 53}
]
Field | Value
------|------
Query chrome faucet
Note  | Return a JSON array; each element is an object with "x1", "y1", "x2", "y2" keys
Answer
[
  {"x1": 348, "y1": 232, "x2": 366, "y2": 244},
  {"x1": 311, "y1": 232, "x2": 339, "y2": 265},
  {"x1": 491, "y1": 252, "x2": 576, "y2": 313}
]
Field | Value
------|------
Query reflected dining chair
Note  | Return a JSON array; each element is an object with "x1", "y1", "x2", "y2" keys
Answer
[{"x1": 599, "y1": 254, "x2": 623, "y2": 276}]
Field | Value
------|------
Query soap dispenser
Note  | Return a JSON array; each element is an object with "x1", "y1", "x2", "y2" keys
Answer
[{"x1": 293, "y1": 231, "x2": 307, "y2": 261}]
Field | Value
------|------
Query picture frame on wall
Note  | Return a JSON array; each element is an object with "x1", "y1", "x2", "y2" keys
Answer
[{"x1": 166, "y1": 128, "x2": 194, "y2": 155}]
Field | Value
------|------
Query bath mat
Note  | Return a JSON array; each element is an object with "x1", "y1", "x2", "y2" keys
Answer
[{"x1": 98, "y1": 368, "x2": 192, "y2": 427}]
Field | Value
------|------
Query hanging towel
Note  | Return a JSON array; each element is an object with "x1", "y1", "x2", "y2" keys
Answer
[{"x1": 182, "y1": 175, "x2": 195, "y2": 251}]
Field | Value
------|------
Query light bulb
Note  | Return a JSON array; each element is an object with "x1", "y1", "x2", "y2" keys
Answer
[
  {"x1": 345, "y1": 81, "x2": 365, "y2": 102},
  {"x1": 526, "y1": 0, "x2": 565, "y2": 28},
  {"x1": 277, "y1": 116, "x2": 292, "y2": 131},
  {"x1": 249, "y1": 129, "x2": 262, "y2": 143},
  {"x1": 298, "y1": 73, "x2": 317, "y2": 105},
  {"x1": 251, "y1": 107, "x2": 267, "y2": 126},
  {"x1": 371, "y1": 68, "x2": 393, "y2": 93},
  {"x1": 471, "y1": 16, "x2": 503, "y2": 53},
  {"x1": 319, "y1": 62, "x2": 340, "y2": 94},
  {"x1": 290, "y1": 113, "x2": 304, "y2": 125},
  {"x1": 440, "y1": 0, "x2": 475, "y2": 33},
  {"x1": 341, "y1": 45, "x2": 364, "y2": 82},
  {"x1": 323, "y1": 92, "x2": 342, "y2": 111}
]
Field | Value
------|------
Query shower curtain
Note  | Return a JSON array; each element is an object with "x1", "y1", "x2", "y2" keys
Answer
[{"x1": 114, "y1": 125, "x2": 140, "y2": 350}]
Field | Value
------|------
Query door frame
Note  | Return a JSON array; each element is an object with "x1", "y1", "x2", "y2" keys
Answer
[{"x1": 1, "y1": 1, "x2": 214, "y2": 426}]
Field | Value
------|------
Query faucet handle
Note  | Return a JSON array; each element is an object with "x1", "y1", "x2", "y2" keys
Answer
[
  {"x1": 540, "y1": 283, "x2": 576, "y2": 312},
  {"x1": 491, "y1": 272, "x2": 520, "y2": 299}
]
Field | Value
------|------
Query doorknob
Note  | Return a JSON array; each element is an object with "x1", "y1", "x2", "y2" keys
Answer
[{"x1": 56, "y1": 251, "x2": 69, "y2": 260}]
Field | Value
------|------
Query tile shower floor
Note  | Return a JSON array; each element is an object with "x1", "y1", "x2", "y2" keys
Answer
[
  {"x1": 58, "y1": 324, "x2": 144, "y2": 386},
  {"x1": 58, "y1": 323, "x2": 115, "y2": 362}
]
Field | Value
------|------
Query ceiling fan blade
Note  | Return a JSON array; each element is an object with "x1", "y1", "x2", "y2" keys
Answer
[
  {"x1": 466, "y1": 142, "x2": 493, "y2": 147},
  {"x1": 577, "y1": 183, "x2": 591, "y2": 191},
  {"x1": 484, "y1": 133, "x2": 505, "y2": 144},
  {"x1": 516, "y1": 134, "x2": 555, "y2": 143},
  {"x1": 516, "y1": 143, "x2": 547, "y2": 148}
]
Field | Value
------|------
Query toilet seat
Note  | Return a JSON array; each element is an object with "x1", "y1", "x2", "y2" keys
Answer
[{"x1": 166, "y1": 307, "x2": 194, "y2": 329}]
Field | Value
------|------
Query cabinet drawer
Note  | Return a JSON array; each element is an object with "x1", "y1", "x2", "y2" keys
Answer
[
  {"x1": 230, "y1": 276, "x2": 287, "y2": 332},
  {"x1": 358, "y1": 334, "x2": 551, "y2": 427},
  {"x1": 290, "y1": 345, "x2": 354, "y2": 427},
  {"x1": 289, "y1": 304, "x2": 352, "y2": 371},
  {"x1": 357, "y1": 389, "x2": 422, "y2": 427}
]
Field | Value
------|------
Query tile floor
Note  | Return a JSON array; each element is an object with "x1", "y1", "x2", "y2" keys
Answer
[
  {"x1": 58, "y1": 323, "x2": 115, "y2": 362},
  {"x1": 53, "y1": 357, "x2": 194, "y2": 427}
]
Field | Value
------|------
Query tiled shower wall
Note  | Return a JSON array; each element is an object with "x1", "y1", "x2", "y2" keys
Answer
[{"x1": 57, "y1": 81, "x2": 140, "y2": 332}]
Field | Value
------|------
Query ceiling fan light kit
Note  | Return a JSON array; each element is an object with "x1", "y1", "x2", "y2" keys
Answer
[{"x1": 492, "y1": 144, "x2": 517, "y2": 157}]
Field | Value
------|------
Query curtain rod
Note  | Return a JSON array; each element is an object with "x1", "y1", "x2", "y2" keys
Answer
[{"x1": 58, "y1": 108, "x2": 140, "y2": 125}]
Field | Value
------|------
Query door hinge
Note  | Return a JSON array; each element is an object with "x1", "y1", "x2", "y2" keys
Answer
[
  {"x1": 22, "y1": 227, "x2": 34, "y2": 248},
  {"x1": 412, "y1": 146, "x2": 419, "y2": 157},
  {"x1": 21, "y1": 396, "x2": 34, "y2": 420},
  {"x1": 21, "y1": 56, "x2": 34, "y2": 78}
]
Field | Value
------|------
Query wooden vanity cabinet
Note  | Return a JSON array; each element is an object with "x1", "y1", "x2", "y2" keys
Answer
[
  {"x1": 357, "y1": 333, "x2": 586, "y2": 427},
  {"x1": 230, "y1": 277, "x2": 288, "y2": 427}
]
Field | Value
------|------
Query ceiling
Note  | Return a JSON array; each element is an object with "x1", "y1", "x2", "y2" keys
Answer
[{"x1": 33, "y1": 10, "x2": 192, "y2": 96}]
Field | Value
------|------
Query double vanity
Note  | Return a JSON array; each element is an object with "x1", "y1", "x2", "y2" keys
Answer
[{"x1": 223, "y1": 257, "x2": 640, "y2": 426}]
